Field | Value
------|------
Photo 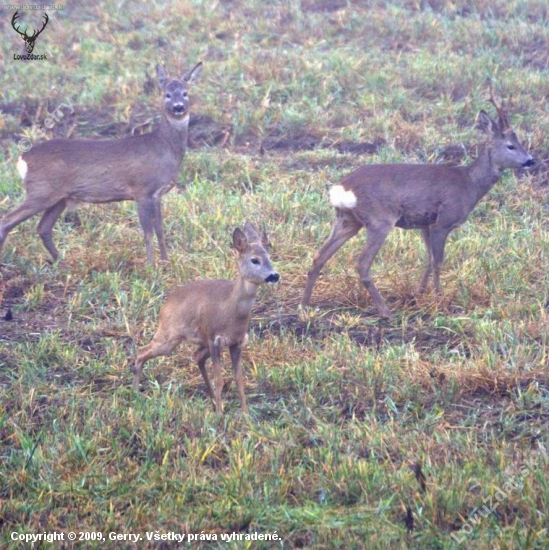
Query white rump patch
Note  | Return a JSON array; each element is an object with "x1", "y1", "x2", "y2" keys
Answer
[
  {"x1": 329, "y1": 184, "x2": 357, "y2": 209},
  {"x1": 16, "y1": 157, "x2": 27, "y2": 180}
]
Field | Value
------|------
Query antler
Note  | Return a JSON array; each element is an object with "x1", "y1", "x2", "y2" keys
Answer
[
  {"x1": 30, "y1": 13, "x2": 49, "y2": 39},
  {"x1": 487, "y1": 82, "x2": 511, "y2": 132},
  {"x1": 11, "y1": 11, "x2": 48, "y2": 39},
  {"x1": 11, "y1": 11, "x2": 27, "y2": 38}
]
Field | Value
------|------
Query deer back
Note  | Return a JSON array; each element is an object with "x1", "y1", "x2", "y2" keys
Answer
[
  {"x1": 156, "y1": 223, "x2": 279, "y2": 348},
  {"x1": 18, "y1": 62, "x2": 203, "y2": 203}
]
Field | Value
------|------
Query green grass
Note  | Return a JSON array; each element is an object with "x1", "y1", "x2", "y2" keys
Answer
[{"x1": 1, "y1": 1, "x2": 548, "y2": 548}]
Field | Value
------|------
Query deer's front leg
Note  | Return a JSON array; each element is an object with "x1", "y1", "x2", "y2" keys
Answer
[
  {"x1": 137, "y1": 197, "x2": 156, "y2": 264},
  {"x1": 210, "y1": 336, "x2": 224, "y2": 413},
  {"x1": 229, "y1": 343, "x2": 248, "y2": 414},
  {"x1": 152, "y1": 186, "x2": 171, "y2": 261}
]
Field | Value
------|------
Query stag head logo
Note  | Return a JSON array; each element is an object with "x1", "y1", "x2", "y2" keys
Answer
[{"x1": 12, "y1": 11, "x2": 49, "y2": 54}]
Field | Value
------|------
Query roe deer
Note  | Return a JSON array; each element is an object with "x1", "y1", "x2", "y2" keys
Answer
[
  {"x1": 132, "y1": 222, "x2": 280, "y2": 413},
  {"x1": 301, "y1": 94, "x2": 535, "y2": 317},
  {"x1": 0, "y1": 62, "x2": 202, "y2": 265}
]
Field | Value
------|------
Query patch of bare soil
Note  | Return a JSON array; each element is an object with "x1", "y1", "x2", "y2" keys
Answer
[
  {"x1": 1, "y1": 99, "x2": 387, "y2": 159},
  {"x1": 188, "y1": 115, "x2": 231, "y2": 148},
  {"x1": 260, "y1": 132, "x2": 322, "y2": 152},
  {"x1": 258, "y1": 132, "x2": 386, "y2": 156}
]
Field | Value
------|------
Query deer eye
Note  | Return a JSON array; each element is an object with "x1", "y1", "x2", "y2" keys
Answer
[
  {"x1": 251, "y1": 258, "x2": 260, "y2": 265},
  {"x1": 183, "y1": 91, "x2": 188, "y2": 98},
  {"x1": 507, "y1": 144, "x2": 516, "y2": 150},
  {"x1": 165, "y1": 93, "x2": 171, "y2": 99}
]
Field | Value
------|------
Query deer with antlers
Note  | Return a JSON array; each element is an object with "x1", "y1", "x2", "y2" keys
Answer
[
  {"x1": 301, "y1": 89, "x2": 536, "y2": 317},
  {"x1": 11, "y1": 11, "x2": 49, "y2": 54}
]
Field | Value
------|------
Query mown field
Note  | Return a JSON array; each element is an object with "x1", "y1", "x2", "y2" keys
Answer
[{"x1": 0, "y1": 1, "x2": 548, "y2": 548}]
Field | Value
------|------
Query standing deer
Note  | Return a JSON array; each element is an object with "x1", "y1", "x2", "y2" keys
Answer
[
  {"x1": 0, "y1": 62, "x2": 202, "y2": 265},
  {"x1": 301, "y1": 94, "x2": 535, "y2": 317},
  {"x1": 132, "y1": 222, "x2": 280, "y2": 414}
]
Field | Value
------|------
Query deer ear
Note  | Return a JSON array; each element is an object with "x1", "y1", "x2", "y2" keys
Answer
[
  {"x1": 233, "y1": 227, "x2": 248, "y2": 253},
  {"x1": 475, "y1": 110, "x2": 500, "y2": 136},
  {"x1": 243, "y1": 221, "x2": 262, "y2": 244},
  {"x1": 156, "y1": 65, "x2": 168, "y2": 89},
  {"x1": 260, "y1": 227, "x2": 272, "y2": 250},
  {"x1": 258, "y1": 223, "x2": 272, "y2": 250},
  {"x1": 183, "y1": 62, "x2": 202, "y2": 85}
]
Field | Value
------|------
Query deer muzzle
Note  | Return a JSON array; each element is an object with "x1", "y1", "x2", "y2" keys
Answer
[
  {"x1": 522, "y1": 158, "x2": 536, "y2": 168},
  {"x1": 173, "y1": 104, "x2": 186, "y2": 116},
  {"x1": 265, "y1": 272, "x2": 280, "y2": 284}
]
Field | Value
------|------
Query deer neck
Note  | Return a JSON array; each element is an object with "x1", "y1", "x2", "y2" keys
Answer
[
  {"x1": 156, "y1": 115, "x2": 190, "y2": 159},
  {"x1": 230, "y1": 277, "x2": 260, "y2": 320},
  {"x1": 466, "y1": 145, "x2": 503, "y2": 201}
]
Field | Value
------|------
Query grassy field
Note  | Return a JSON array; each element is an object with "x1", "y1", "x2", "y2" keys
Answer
[{"x1": 1, "y1": 1, "x2": 548, "y2": 548}]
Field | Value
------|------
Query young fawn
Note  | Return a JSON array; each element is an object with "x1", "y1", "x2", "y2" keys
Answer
[
  {"x1": 0, "y1": 62, "x2": 202, "y2": 265},
  {"x1": 301, "y1": 95, "x2": 535, "y2": 317},
  {"x1": 132, "y1": 222, "x2": 280, "y2": 413}
]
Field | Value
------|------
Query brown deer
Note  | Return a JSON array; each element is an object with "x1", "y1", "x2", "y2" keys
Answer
[
  {"x1": 301, "y1": 93, "x2": 535, "y2": 317},
  {"x1": 132, "y1": 222, "x2": 280, "y2": 413},
  {"x1": 0, "y1": 62, "x2": 202, "y2": 265}
]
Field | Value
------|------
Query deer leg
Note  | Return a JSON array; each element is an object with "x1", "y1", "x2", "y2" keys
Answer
[
  {"x1": 194, "y1": 346, "x2": 214, "y2": 399},
  {"x1": 357, "y1": 222, "x2": 394, "y2": 317},
  {"x1": 209, "y1": 337, "x2": 224, "y2": 413},
  {"x1": 428, "y1": 227, "x2": 451, "y2": 293},
  {"x1": 152, "y1": 198, "x2": 168, "y2": 261},
  {"x1": 229, "y1": 344, "x2": 248, "y2": 413},
  {"x1": 0, "y1": 198, "x2": 58, "y2": 259},
  {"x1": 137, "y1": 198, "x2": 155, "y2": 264},
  {"x1": 419, "y1": 227, "x2": 433, "y2": 293},
  {"x1": 301, "y1": 209, "x2": 361, "y2": 307},
  {"x1": 132, "y1": 332, "x2": 183, "y2": 391},
  {"x1": 36, "y1": 199, "x2": 67, "y2": 262}
]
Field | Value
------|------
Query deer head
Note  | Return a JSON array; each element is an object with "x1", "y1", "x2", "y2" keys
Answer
[{"x1": 12, "y1": 11, "x2": 49, "y2": 54}]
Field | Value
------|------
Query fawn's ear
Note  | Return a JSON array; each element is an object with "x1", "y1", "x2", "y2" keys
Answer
[
  {"x1": 233, "y1": 227, "x2": 248, "y2": 253},
  {"x1": 261, "y1": 228, "x2": 271, "y2": 249},
  {"x1": 243, "y1": 221, "x2": 262, "y2": 244},
  {"x1": 156, "y1": 65, "x2": 168, "y2": 89},
  {"x1": 183, "y1": 62, "x2": 202, "y2": 85},
  {"x1": 475, "y1": 110, "x2": 501, "y2": 137}
]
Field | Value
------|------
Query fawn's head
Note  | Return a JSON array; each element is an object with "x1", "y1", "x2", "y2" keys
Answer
[
  {"x1": 233, "y1": 222, "x2": 280, "y2": 285},
  {"x1": 476, "y1": 90, "x2": 535, "y2": 170},
  {"x1": 156, "y1": 62, "x2": 202, "y2": 127}
]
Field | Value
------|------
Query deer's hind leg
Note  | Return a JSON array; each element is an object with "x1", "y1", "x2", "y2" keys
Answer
[
  {"x1": 0, "y1": 196, "x2": 61, "y2": 259},
  {"x1": 357, "y1": 221, "x2": 395, "y2": 317},
  {"x1": 132, "y1": 326, "x2": 197, "y2": 390},
  {"x1": 194, "y1": 346, "x2": 214, "y2": 400},
  {"x1": 37, "y1": 199, "x2": 67, "y2": 262},
  {"x1": 301, "y1": 209, "x2": 362, "y2": 307}
]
